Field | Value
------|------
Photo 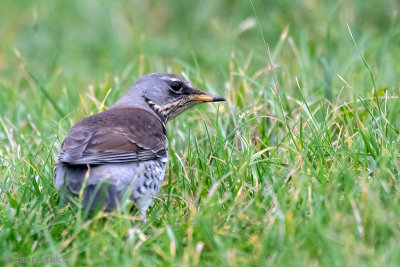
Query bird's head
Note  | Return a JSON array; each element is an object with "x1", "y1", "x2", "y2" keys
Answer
[{"x1": 114, "y1": 73, "x2": 225, "y2": 123}]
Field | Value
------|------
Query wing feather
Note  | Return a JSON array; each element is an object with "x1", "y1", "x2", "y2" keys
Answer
[{"x1": 58, "y1": 107, "x2": 168, "y2": 165}]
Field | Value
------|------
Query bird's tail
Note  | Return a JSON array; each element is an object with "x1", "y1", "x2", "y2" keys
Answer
[
  {"x1": 82, "y1": 183, "x2": 119, "y2": 211},
  {"x1": 53, "y1": 163, "x2": 121, "y2": 211}
]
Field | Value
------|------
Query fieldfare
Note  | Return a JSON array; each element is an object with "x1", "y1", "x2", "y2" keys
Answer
[{"x1": 53, "y1": 73, "x2": 225, "y2": 218}]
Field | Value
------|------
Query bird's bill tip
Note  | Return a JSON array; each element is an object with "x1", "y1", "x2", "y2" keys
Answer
[{"x1": 191, "y1": 93, "x2": 226, "y2": 103}]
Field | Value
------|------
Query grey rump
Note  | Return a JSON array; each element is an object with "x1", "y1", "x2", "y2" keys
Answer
[{"x1": 53, "y1": 73, "x2": 225, "y2": 218}]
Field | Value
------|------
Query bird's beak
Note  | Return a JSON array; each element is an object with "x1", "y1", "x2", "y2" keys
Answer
[{"x1": 190, "y1": 93, "x2": 226, "y2": 103}]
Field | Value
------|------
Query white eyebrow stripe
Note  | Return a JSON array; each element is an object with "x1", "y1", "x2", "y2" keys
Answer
[{"x1": 161, "y1": 76, "x2": 179, "y2": 82}]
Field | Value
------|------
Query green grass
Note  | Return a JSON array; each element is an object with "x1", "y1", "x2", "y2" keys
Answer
[{"x1": 1, "y1": 0, "x2": 400, "y2": 266}]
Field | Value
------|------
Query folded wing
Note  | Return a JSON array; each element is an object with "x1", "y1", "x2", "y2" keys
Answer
[{"x1": 58, "y1": 107, "x2": 168, "y2": 165}]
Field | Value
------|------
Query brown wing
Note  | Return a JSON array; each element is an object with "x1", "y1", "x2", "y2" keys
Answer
[{"x1": 58, "y1": 107, "x2": 168, "y2": 165}]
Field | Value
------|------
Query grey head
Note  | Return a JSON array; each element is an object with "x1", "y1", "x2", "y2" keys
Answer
[{"x1": 113, "y1": 73, "x2": 225, "y2": 123}]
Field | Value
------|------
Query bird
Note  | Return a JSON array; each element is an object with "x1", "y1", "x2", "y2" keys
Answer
[{"x1": 53, "y1": 73, "x2": 225, "y2": 218}]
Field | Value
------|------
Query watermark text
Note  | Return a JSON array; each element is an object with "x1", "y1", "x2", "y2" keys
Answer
[{"x1": 6, "y1": 255, "x2": 63, "y2": 265}]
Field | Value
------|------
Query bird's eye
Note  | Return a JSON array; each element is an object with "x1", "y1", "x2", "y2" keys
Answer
[{"x1": 169, "y1": 81, "x2": 182, "y2": 92}]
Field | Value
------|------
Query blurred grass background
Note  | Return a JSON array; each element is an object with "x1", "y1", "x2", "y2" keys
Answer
[{"x1": 1, "y1": 0, "x2": 400, "y2": 266}]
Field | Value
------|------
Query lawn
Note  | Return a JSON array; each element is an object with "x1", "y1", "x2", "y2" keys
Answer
[{"x1": 1, "y1": 0, "x2": 400, "y2": 266}]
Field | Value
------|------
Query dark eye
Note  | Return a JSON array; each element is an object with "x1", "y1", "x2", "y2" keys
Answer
[{"x1": 169, "y1": 81, "x2": 182, "y2": 91}]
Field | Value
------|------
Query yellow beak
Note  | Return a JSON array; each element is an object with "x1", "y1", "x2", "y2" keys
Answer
[{"x1": 190, "y1": 93, "x2": 225, "y2": 103}]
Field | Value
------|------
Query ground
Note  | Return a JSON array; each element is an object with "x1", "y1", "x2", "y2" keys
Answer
[{"x1": 1, "y1": 0, "x2": 400, "y2": 266}]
